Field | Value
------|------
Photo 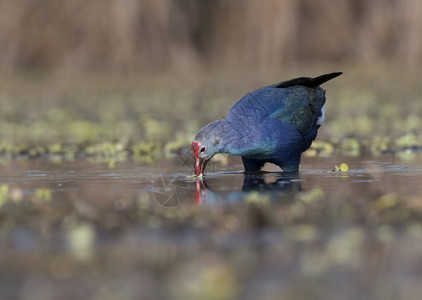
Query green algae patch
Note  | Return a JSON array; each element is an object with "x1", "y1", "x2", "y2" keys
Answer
[
  {"x1": 305, "y1": 141, "x2": 334, "y2": 157},
  {"x1": 396, "y1": 133, "x2": 421, "y2": 149},
  {"x1": 333, "y1": 163, "x2": 349, "y2": 172}
]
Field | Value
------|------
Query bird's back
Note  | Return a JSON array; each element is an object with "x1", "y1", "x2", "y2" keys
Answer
[
  {"x1": 227, "y1": 72, "x2": 342, "y2": 137},
  {"x1": 227, "y1": 83, "x2": 325, "y2": 138}
]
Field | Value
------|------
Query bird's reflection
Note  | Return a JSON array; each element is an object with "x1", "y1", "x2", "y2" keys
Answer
[
  {"x1": 241, "y1": 173, "x2": 301, "y2": 193},
  {"x1": 150, "y1": 172, "x2": 303, "y2": 207},
  {"x1": 195, "y1": 172, "x2": 302, "y2": 205},
  {"x1": 195, "y1": 178, "x2": 207, "y2": 204}
]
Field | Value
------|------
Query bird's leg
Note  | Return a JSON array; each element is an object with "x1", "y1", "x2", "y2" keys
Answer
[
  {"x1": 281, "y1": 165, "x2": 300, "y2": 173},
  {"x1": 241, "y1": 157, "x2": 266, "y2": 173},
  {"x1": 273, "y1": 156, "x2": 301, "y2": 173}
]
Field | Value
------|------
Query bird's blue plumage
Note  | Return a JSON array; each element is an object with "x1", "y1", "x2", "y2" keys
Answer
[{"x1": 192, "y1": 72, "x2": 342, "y2": 173}]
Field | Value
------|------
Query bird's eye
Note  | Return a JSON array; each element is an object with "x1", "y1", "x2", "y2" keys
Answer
[{"x1": 200, "y1": 147, "x2": 206, "y2": 153}]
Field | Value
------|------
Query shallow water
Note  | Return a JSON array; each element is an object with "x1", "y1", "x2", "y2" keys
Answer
[
  {"x1": 3, "y1": 154, "x2": 419, "y2": 204},
  {"x1": 1, "y1": 154, "x2": 422, "y2": 299}
]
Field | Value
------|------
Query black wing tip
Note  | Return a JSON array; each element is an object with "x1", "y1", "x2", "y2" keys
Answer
[
  {"x1": 310, "y1": 72, "x2": 343, "y2": 87},
  {"x1": 275, "y1": 72, "x2": 343, "y2": 89},
  {"x1": 319, "y1": 72, "x2": 343, "y2": 80},
  {"x1": 326, "y1": 71, "x2": 343, "y2": 76}
]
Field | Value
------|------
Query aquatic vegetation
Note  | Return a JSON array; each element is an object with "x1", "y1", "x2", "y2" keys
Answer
[
  {"x1": 333, "y1": 163, "x2": 349, "y2": 172},
  {"x1": 339, "y1": 138, "x2": 360, "y2": 157},
  {"x1": 85, "y1": 142, "x2": 128, "y2": 158},
  {"x1": 0, "y1": 184, "x2": 8, "y2": 208},
  {"x1": 298, "y1": 187, "x2": 325, "y2": 204},
  {"x1": 33, "y1": 188, "x2": 52, "y2": 203},
  {"x1": 244, "y1": 191, "x2": 270, "y2": 205},
  {"x1": 132, "y1": 142, "x2": 161, "y2": 164},
  {"x1": 374, "y1": 193, "x2": 399, "y2": 210},
  {"x1": 0, "y1": 70, "x2": 420, "y2": 164},
  {"x1": 304, "y1": 141, "x2": 334, "y2": 157},
  {"x1": 369, "y1": 136, "x2": 391, "y2": 154},
  {"x1": 67, "y1": 222, "x2": 96, "y2": 262},
  {"x1": 396, "y1": 133, "x2": 421, "y2": 149}
]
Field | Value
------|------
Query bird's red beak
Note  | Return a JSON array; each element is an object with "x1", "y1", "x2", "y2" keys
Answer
[{"x1": 192, "y1": 141, "x2": 208, "y2": 176}]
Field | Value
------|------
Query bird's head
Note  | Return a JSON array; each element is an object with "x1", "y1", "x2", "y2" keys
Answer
[{"x1": 191, "y1": 121, "x2": 223, "y2": 176}]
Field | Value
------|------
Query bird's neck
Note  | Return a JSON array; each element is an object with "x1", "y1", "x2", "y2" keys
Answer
[
  {"x1": 213, "y1": 120, "x2": 274, "y2": 158},
  {"x1": 212, "y1": 120, "x2": 248, "y2": 156}
]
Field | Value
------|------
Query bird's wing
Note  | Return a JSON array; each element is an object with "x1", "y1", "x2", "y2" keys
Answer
[
  {"x1": 227, "y1": 85, "x2": 325, "y2": 136},
  {"x1": 227, "y1": 73, "x2": 341, "y2": 136},
  {"x1": 268, "y1": 72, "x2": 341, "y2": 135},
  {"x1": 268, "y1": 86, "x2": 325, "y2": 136}
]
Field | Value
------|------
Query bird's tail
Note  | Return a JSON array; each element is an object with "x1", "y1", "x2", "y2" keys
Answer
[
  {"x1": 309, "y1": 72, "x2": 343, "y2": 88},
  {"x1": 275, "y1": 72, "x2": 342, "y2": 89}
]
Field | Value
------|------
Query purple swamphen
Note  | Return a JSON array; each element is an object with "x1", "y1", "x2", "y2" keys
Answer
[{"x1": 192, "y1": 72, "x2": 342, "y2": 176}]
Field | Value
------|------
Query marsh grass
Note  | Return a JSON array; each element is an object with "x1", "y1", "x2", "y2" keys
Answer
[{"x1": 1, "y1": 0, "x2": 422, "y2": 72}]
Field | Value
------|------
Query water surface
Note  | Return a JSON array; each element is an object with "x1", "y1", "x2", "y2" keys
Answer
[{"x1": 1, "y1": 154, "x2": 422, "y2": 299}]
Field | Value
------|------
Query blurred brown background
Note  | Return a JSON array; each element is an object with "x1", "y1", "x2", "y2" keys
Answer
[
  {"x1": 1, "y1": 0, "x2": 422, "y2": 155},
  {"x1": 1, "y1": 0, "x2": 421, "y2": 73}
]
